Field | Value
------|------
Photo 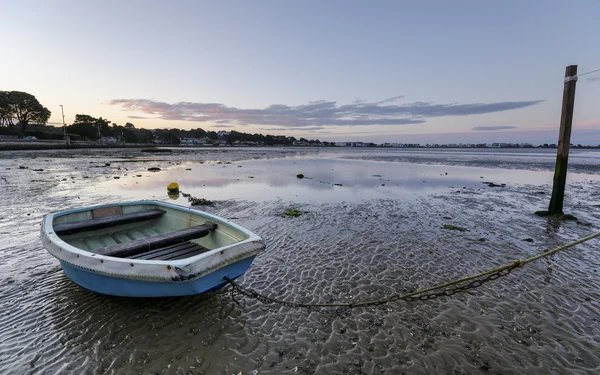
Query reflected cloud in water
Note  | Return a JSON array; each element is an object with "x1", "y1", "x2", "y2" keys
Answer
[{"x1": 95, "y1": 157, "x2": 595, "y2": 204}]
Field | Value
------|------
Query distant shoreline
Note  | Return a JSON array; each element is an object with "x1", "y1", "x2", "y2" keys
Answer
[
  {"x1": 0, "y1": 140, "x2": 156, "y2": 151},
  {"x1": 1, "y1": 139, "x2": 599, "y2": 152}
]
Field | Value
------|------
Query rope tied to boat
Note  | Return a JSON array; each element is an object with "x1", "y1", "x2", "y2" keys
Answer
[{"x1": 224, "y1": 230, "x2": 600, "y2": 310}]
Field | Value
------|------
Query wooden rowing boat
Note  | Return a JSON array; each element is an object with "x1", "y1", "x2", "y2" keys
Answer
[{"x1": 40, "y1": 201, "x2": 265, "y2": 297}]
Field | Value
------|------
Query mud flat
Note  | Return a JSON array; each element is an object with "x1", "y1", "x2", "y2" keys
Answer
[{"x1": 0, "y1": 147, "x2": 599, "y2": 374}]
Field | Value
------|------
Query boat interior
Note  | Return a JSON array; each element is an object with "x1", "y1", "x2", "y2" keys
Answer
[{"x1": 51, "y1": 203, "x2": 249, "y2": 261}]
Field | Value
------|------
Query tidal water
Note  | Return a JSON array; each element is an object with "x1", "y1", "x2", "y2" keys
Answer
[{"x1": 0, "y1": 147, "x2": 599, "y2": 374}]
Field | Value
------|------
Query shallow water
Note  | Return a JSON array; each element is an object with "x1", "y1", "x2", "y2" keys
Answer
[{"x1": 0, "y1": 147, "x2": 599, "y2": 374}]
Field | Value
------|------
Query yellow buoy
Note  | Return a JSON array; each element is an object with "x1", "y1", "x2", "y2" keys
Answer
[{"x1": 167, "y1": 182, "x2": 179, "y2": 193}]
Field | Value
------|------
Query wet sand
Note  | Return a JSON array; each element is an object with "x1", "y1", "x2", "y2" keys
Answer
[{"x1": 1, "y1": 147, "x2": 599, "y2": 374}]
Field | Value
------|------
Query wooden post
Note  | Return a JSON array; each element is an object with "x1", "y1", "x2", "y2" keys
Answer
[{"x1": 547, "y1": 65, "x2": 578, "y2": 215}]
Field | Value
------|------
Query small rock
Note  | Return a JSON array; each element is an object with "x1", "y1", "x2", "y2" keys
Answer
[
  {"x1": 296, "y1": 173, "x2": 304, "y2": 179},
  {"x1": 148, "y1": 167, "x2": 161, "y2": 172},
  {"x1": 522, "y1": 238, "x2": 534, "y2": 243},
  {"x1": 113, "y1": 176, "x2": 120, "y2": 179}
]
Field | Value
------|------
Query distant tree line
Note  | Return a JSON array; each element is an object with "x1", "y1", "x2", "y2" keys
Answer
[
  {"x1": 223, "y1": 130, "x2": 331, "y2": 146},
  {"x1": 0, "y1": 90, "x2": 335, "y2": 145}
]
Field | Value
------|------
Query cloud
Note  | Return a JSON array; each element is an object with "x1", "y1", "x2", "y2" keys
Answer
[
  {"x1": 127, "y1": 115, "x2": 153, "y2": 119},
  {"x1": 109, "y1": 96, "x2": 543, "y2": 129},
  {"x1": 256, "y1": 126, "x2": 329, "y2": 132},
  {"x1": 588, "y1": 76, "x2": 600, "y2": 82},
  {"x1": 472, "y1": 126, "x2": 518, "y2": 131}
]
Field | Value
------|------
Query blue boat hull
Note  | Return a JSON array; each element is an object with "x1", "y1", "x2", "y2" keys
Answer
[{"x1": 59, "y1": 256, "x2": 256, "y2": 297}]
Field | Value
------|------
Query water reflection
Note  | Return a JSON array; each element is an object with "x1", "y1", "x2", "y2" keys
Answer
[{"x1": 98, "y1": 157, "x2": 599, "y2": 204}]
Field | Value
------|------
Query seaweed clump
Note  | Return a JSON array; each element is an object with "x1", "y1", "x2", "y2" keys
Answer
[
  {"x1": 283, "y1": 209, "x2": 303, "y2": 218},
  {"x1": 190, "y1": 198, "x2": 214, "y2": 206},
  {"x1": 442, "y1": 224, "x2": 469, "y2": 232},
  {"x1": 179, "y1": 190, "x2": 214, "y2": 206}
]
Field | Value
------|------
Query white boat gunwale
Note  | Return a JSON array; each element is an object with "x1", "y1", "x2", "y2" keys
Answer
[{"x1": 41, "y1": 200, "x2": 265, "y2": 282}]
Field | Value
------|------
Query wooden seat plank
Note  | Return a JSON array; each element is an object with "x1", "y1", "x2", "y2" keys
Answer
[
  {"x1": 128, "y1": 241, "x2": 210, "y2": 260},
  {"x1": 129, "y1": 242, "x2": 198, "y2": 260},
  {"x1": 54, "y1": 209, "x2": 166, "y2": 235},
  {"x1": 160, "y1": 245, "x2": 210, "y2": 260},
  {"x1": 96, "y1": 222, "x2": 217, "y2": 258}
]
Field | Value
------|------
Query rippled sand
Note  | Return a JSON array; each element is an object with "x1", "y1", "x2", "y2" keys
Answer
[{"x1": 0, "y1": 147, "x2": 599, "y2": 374}]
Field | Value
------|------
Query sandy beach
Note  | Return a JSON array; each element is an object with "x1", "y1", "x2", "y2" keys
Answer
[{"x1": 1, "y1": 147, "x2": 599, "y2": 374}]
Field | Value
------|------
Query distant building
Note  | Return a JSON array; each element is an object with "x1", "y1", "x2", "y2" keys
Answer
[
  {"x1": 100, "y1": 137, "x2": 117, "y2": 143},
  {"x1": 179, "y1": 137, "x2": 198, "y2": 144},
  {"x1": 217, "y1": 131, "x2": 230, "y2": 138}
]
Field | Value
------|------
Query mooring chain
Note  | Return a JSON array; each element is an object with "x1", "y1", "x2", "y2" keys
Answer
[
  {"x1": 223, "y1": 262, "x2": 520, "y2": 310},
  {"x1": 402, "y1": 266, "x2": 515, "y2": 302},
  {"x1": 224, "y1": 230, "x2": 600, "y2": 310}
]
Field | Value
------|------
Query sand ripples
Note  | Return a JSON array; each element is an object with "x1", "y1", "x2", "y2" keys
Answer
[{"x1": 1, "y1": 149, "x2": 599, "y2": 374}]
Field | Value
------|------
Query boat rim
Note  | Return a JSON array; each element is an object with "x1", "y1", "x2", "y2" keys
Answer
[{"x1": 41, "y1": 200, "x2": 264, "y2": 267}]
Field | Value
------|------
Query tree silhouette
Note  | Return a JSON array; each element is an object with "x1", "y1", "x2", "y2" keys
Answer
[{"x1": 0, "y1": 91, "x2": 51, "y2": 133}]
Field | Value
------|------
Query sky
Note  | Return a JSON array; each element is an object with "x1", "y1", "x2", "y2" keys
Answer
[{"x1": 2, "y1": 0, "x2": 600, "y2": 144}]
